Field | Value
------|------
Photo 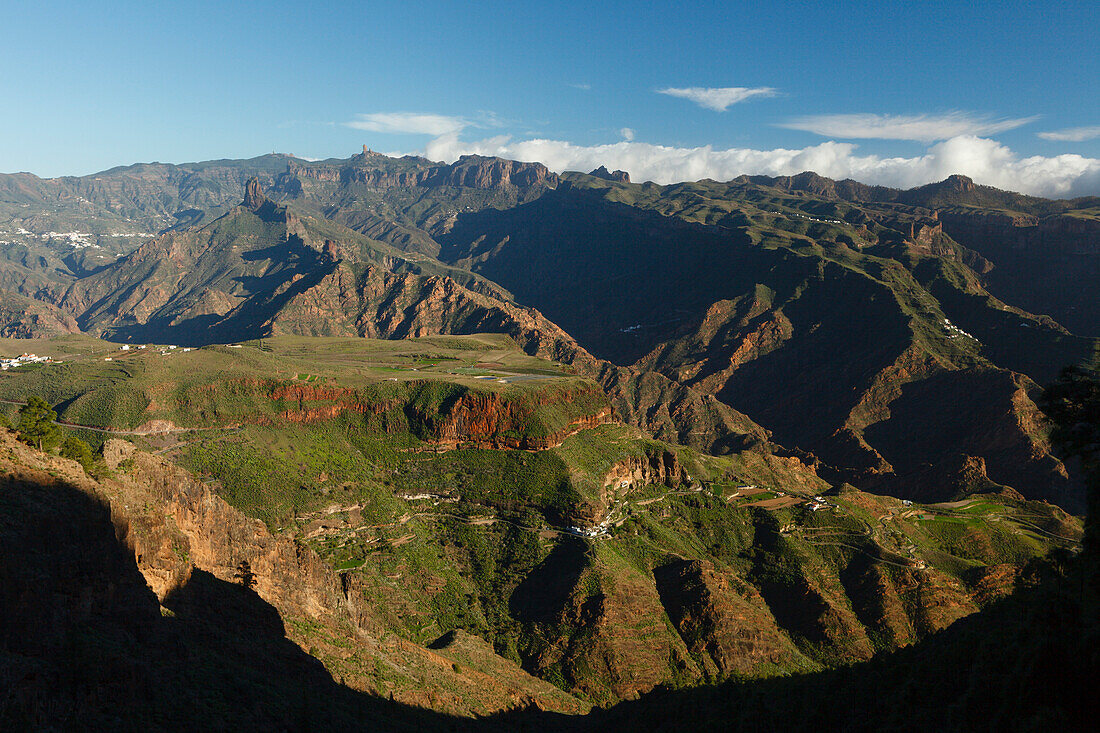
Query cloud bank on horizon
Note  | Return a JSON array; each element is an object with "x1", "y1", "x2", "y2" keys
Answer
[
  {"x1": 343, "y1": 107, "x2": 1100, "y2": 198},
  {"x1": 419, "y1": 132, "x2": 1100, "y2": 199}
]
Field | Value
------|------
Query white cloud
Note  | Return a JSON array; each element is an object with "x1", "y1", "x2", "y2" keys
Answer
[
  {"x1": 1038, "y1": 126, "x2": 1100, "y2": 142},
  {"x1": 780, "y1": 112, "x2": 1037, "y2": 142},
  {"x1": 620, "y1": 127, "x2": 635, "y2": 141},
  {"x1": 419, "y1": 133, "x2": 1100, "y2": 198},
  {"x1": 569, "y1": 83, "x2": 592, "y2": 91},
  {"x1": 657, "y1": 86, "x2": 777, "y2": 112},
  {"x1": 345, "y1": 112, "x2": 469, "y2": 136}
]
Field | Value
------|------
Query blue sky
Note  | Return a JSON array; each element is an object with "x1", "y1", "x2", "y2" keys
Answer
[{"x1": 2, "y1": 0, "x2": 1097, "y2": 195}]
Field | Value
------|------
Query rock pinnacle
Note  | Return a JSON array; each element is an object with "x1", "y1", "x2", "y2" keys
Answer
[{"x1": 243, "y1": 177, "x2": 266, "y2": 210}]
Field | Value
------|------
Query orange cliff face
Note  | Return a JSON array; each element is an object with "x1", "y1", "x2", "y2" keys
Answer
[
  {"x1": 425, "y1": 386, "x2": 614, "y2": 450},
  {"x1": 193, "y1": 377, "x2": 616, "y2": 452}
]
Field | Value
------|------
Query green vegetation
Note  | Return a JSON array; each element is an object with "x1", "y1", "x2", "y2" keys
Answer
[
  {"x1": 0, "y1": 333, "x2": 1083, "y2": 711},
  {"x1": 59, "y1": 436, "x2": 95, "y2": 471},
  {"x1": 180, "y1": 421, "x2": 407, "y2": 527},
  {"x1": 16, "y1": 396, "x2": 58, "y2": 451},
  {"x1": 0, "y1": 334, "x2": 587, "y2": 429}
]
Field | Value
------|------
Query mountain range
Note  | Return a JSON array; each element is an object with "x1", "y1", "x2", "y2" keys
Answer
[
  {"x1": 2, "y1": 150, "x2": 1096, "y2": 511},
  {"x1": 0, "y1": 149, "x2": 1097, "y2": 726}
]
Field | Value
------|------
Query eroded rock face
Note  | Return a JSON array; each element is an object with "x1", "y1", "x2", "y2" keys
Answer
[
  {"x1": 0, "y1": 291, "x2": 80, "y2": 337},
  {"x1": 423, "y1": 386, "x2": 614, "y2": 450},
  {"x1": 938, "y1": 209, "x2": 1100, "y2": 254},
  {"x1": 283, "y1": 154, "x2": 559, "y2": 193},
  {"x1": 243, "y1": 177, "x2": 266, "y2": 210},
  {"x1": 176, "y1": 377, "x2": 616, "y2": 451},
  {"x1": 322, "y1": 239, "x2": 342, "y2": 262},
  {"x1": 442, "y1": 156, "x2": 557, "y2": 190},
  {"x1": 601, "y1": 449, "x2": 689, "y2": 492},
  {"x1": 101, "y1": 438, "x2": 338, "y2": 615},
  {"x1": 589, "y1": 166, "x2": 630, "y2": 184},
  {"x1": 102, "y1": 436, "x2": 136, "y2": 468},
  {"x1": 520, "y1": 555, "x2": 701, "y2": 704}
]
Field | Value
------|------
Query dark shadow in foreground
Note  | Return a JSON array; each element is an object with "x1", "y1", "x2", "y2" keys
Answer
[
  {"x1": 1, "y1": 470, "x2": 1096, "y2": 732},
  {"x1": 0, "y1": 475, "x2": 475, "y2": 731}
]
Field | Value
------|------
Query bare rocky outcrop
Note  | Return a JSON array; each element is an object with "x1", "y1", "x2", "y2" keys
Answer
[
  {"x1": 421, "y1": 387, "x2": 614, "y2": 450},
  {"x1": 0, "y1": 290, "x2": 80, "y2": 337},
  {"x1": 282, "y1": 154, "x2": 559, "y2": 193},
  {"x1": 99, "y1": 438, "x2": 360, "y2": 619},
  {"x1": 440, "y1": 155, "x2": 558, "y2": 190},
  {"x1": 601, "y1": 449, "x2": 690, "y2": 492},
  {"x1": 243, "y1": 176, "x2": 266, "y2": 210},
  {"x1": 589, "y1": 166, "x2": 630, "y2": 184},
  {"x1": 938, "y1": 209, "x2": 1100, "y2": 254}
]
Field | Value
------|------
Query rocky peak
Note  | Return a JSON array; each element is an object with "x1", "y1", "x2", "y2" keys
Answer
[
  {"x1": 941, "y1": 174, "x2": 976, "y2": 192},
  {"x1": 243, "y1": 177, "x2": 266, "y2": 210},
  {"x1": 589, "y1": 166, "x2": 633, "y2": 183},
  {"x1": 589, "y1": 166, "x2": 631, "y2": 184},
  {"x1": 322, "y1": 239, "x2": 342, "y2": 262},
  {"x1": 788, "y1": 171, "x2": 837, "y2": 197},
  {"x1": 353, "y1": 144, "x2": 385, "y2": 161},
  {"x1": 445, "y1": 155, "x2": 558, "y2": 190}
]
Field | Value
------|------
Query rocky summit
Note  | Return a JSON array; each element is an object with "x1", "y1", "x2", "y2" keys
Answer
[{"x1": 0, "y1": 151, "x2": 1097, "y2": 731}]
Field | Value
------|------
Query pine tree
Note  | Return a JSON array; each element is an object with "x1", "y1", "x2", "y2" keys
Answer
[
  {"x1": 17, "y1": 396, "x2": 59, "y2": 451},
  {"x1": 235, "y1": 559, "x2": 257, "y2": 590}
]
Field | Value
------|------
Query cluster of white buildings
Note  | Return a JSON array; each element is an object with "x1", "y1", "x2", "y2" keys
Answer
[
  {"x1": 808, "y1": 495, "x2": 832, "y2": 511},
  {"x1": 0, "y1": 227, "x2": 155, "y2": 249},
  {"x1": 942, "y1": 318, "x2": 978, "y2": 342},
  {"x1": 790, "y1": 211, "x2": 844, "y2": 225},
  {"x1": 400, "y1": 492, "x2": 459, "y2": 505},
  {"x1": 0, "y1": 228, "x2": 97, "y2": 249},
  {"x1": 564, "y1": 524, "x2": 608, "y2": 538},
  {"x1": 107, "y1": 344, "x2": 193, "y2": 360},
  {"x1": 1, "y1": 353, "x2": 52, "y2": 370}
]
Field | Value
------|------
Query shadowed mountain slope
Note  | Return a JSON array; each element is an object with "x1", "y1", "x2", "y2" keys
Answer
[{"x1": 433, "y1": 175, "x2": 1093, "y2": 509}]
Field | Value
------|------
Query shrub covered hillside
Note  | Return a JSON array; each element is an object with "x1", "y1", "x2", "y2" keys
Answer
[{"x1": 0, "y1": 335, "x2": 1083, "y2": 716}]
